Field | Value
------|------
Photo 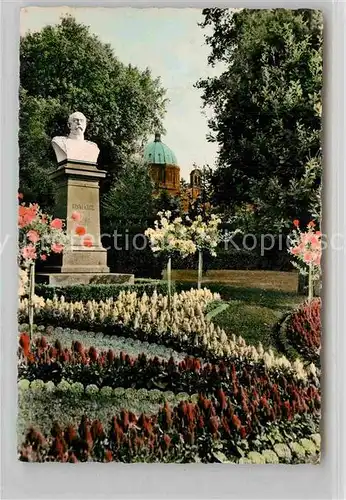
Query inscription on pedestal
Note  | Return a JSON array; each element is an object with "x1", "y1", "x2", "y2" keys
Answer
[
  {"x1": 72, "y1": 203, "x2": 95, "y2": 211},
  {"x1": 71, "y1": 203, "x2": 95, "y2": 225}
]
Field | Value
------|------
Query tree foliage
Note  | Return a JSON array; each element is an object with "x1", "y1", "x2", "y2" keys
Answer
[
  {"x1": 197, "y1": 8, "x2": 322, "y2": 230},
  {"x1": 102, "y1": 158, "x2": 154, "y2": 229},
  {"x1": 20, "y1": 15, "x2": 167, "y2": 206}
]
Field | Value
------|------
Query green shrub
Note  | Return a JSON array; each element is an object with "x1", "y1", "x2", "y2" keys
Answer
[
  {"x1": 35, "y1": 279, "x2": 174, "y2": 302},
  {"x1": 172, "y1": 245, "x2": 292, "y2": 272}
]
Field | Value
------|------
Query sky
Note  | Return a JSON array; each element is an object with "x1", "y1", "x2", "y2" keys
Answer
[{"x1": 20, "y1": 7, "x2": 224, "y2": 180}]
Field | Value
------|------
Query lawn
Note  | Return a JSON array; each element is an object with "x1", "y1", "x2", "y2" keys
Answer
[
  {"x1": 171, "y1": 269, "x2": 303, "y2": 350},
  {"x1": 167, "y1": 269, "x2": 299, "y2": 292}
]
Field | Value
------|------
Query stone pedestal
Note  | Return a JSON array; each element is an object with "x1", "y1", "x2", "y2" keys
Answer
[{"x1": 47, "y1": 159, "x2": 109, "y2": 273}]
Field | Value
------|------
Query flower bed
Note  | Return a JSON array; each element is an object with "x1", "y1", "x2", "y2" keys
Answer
[
  {"x1": 17, "y1": 379, "x2": 196, "y2": 441},
  {"x1": 19, "y1": 393, "x2": 319, "y2": 463},
  {"x1": 24, "y1": 325, "x2": 186, "y2": 361},
  {"x1": 18, "y1": 335, "x2": 320, "y2": 436},
  {"x1": 275, "y1": 298, "x2": 321, "y2": 365},
  {"x1": 18, "y1": 290, "x2": 317, "y2": 381}
]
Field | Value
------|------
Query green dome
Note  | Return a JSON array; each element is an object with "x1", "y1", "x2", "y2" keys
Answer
[{"x1": 143, "y1": 133, "x2": 177, "y2": 165}]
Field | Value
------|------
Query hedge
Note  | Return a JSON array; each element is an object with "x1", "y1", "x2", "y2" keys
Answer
[{"x1": 34, "y1": 279, "x2": 174, "y2": 302}]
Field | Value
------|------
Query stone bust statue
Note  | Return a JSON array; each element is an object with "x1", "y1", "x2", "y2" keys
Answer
[{"x1": 51, "y1": 111, "x2": 100, "y2": 164}]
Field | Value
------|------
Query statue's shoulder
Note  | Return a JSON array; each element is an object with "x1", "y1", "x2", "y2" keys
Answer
[
  {"x1": 85, "y1": 139, "x2": 98, "y2": 147},
  {"x1": 52, "y1": 136, "x2": 67, "y2": 145}
]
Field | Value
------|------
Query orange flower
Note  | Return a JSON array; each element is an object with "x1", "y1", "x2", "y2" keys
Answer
[
  {"x1": 50, "y1": 218, "x2": 63, "y2": 230},
  {"x1": 308, "y1": 221, "x2": 316, "y2": 228},
  {"x1": 293, "y1": 219, "x2": 300, "y2": 228},
  {"x1": 75, "y1": 225, "x2": 86, "y2": 236}
]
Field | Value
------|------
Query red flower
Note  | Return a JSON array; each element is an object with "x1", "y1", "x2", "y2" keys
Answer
[
  {"x1": 106, "y1": 349, "x2": 115, "y2": 363},
  {"x1": 293, "y1": 219, "x2": 300, "y2": 227},
  {"x1": 68, "y1": 452, "x2": 78, "y2": 463},
  {"x1": 104, "y1": 450, "x2": 113, "y2": 462},
  {"x1": 75, "y1": 225, "x2": 86, "y2": 236},
  {"x1": 209, "y1": 416, "x2": 219, "y2": 436},
  {"x1": 64, "y1": 425, "x2": 78, "y2": 445},
  {"x1": 231, "y1": 414, "x2": 242, "y2": 430},
  {"x1": 91, "y1": 420, "x2": 104, "y2": 439},
  {"x1": 19, "y1": 332, "x2": 30, "y2": 357},
  {"x1": 39, "y1": 336, "x2": 47, "y2": 349},
  {"x1": 216, "y1": 389, "x2": 227, "y2": 411},
  {"x1": 88, "y1": 346, "x2": 98, "y2": 362},
  {"x1": 162, "y1": 434, "x2": 171, "y2": 450},
  {"x1": 240, "y1": 426, "x2": 247, "y2": 439}
]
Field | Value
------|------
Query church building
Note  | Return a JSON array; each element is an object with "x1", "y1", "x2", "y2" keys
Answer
[{"x1": 143, "y1": 133, "x2": 202, "y2": 204}]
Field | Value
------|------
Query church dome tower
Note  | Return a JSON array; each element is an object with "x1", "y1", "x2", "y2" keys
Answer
[{"x1": 143, "y1": 133, "x2": 180, "y2": 196}]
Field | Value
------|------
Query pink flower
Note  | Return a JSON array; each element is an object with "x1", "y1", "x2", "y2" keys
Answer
[
  {"x1": 27, "y1": 230, "x2": 40, "y2": 244},
  {"x1": 313, "y1": 253, "x2": 321, "y2": 266},
  {"x1": 22, "y1": 244, "x2": 37, "y2": 260},
  {"x1": 71, "y1": 211, "x2": 81, "y2": 222},
  {"x1": 40, "y1": 254, "x2": 47, "y2": 261},
  {"x1": 303, "y1": 251, "x2": 313, "y2": 263},
  {"x1": 51, "y1": 243, "x2": 64, "y2": 253},
  {"x1": 291, "y1": 246, "x2": 301, "y2": 255},
  {"x1": 82, "y1": 236, "x2": 93, "y2": 248},
  {"x1": 310, "y1": 236, "x2": 321, "y2": 250},
  {"x1": 50, "y1": 218, "x2": 63, "y2": 230}
]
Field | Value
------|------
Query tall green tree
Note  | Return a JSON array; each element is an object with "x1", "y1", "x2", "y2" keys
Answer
[
  {"x1": 102, "y1": 158, "x2": 154, "y2": 229},
  {"x1": 20, "y1": 15, "x2": 167, "y2": 206},
  {"x1": 197, "y1": 8, "x2": 322, "y2": 231}
]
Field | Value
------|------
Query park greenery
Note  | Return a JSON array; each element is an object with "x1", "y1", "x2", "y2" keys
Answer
[
  {"x1": 20, "y1": 15, "x2": 166, "y2": 208},
  {"x1": 17, "y1": 9, "x2": 322, "y2": 463},
  {"x1": 196, "y1": 8, "x2": 322, "y2": 232}
]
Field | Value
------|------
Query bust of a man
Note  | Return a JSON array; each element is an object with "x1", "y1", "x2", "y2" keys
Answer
[{"x1": 51, "y1": 111, "x2": 100, "y2": 164}]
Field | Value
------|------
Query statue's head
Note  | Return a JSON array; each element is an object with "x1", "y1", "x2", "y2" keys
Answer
[{"x1": 67, "y1": 111, "x2": 87, "y2": 137}]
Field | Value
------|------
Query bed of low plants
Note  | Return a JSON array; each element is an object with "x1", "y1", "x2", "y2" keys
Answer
[
  {"x1": 274, "y1": 298, "x2": 321, "y2": 366},
  {"x1": 18, "y1": 290, "x2": 316, "y2": 380},
  {"x1": 23, "y1": 325, "x2": 186, "y2": 362},
  {"x1": 17, "y1": 285, "x2": 321, "y2": 464},
  {"x1": 17, "y1": 379, "x2": 196, "y2": 441},
  {"x1": 19, "y1": 390, "x2": 320, "y2": 463},
  {"x1": 19, "y1": 335, "x2": 320, "y2": 413}
]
